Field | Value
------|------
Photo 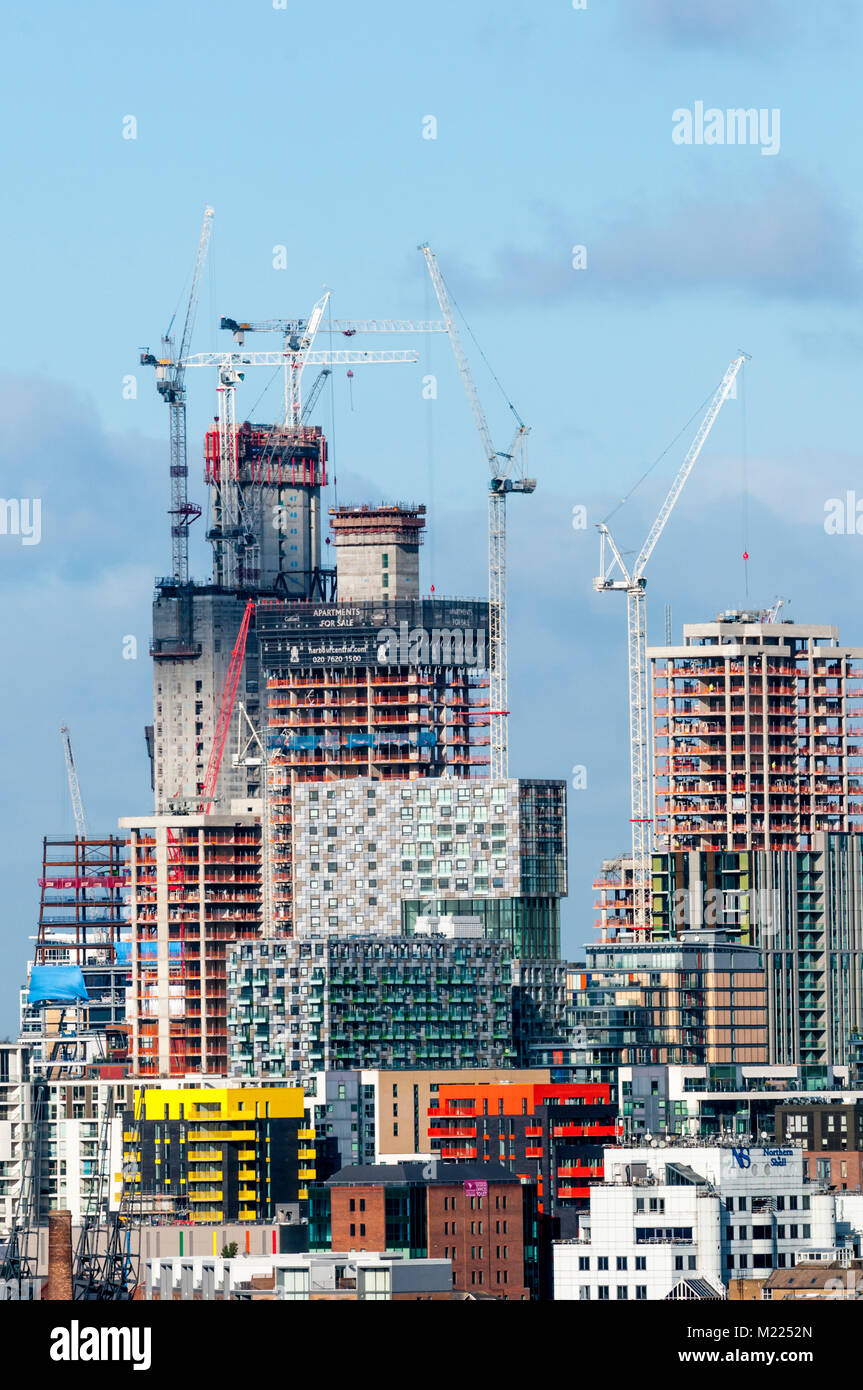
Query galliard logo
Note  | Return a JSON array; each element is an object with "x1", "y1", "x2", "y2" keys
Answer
[{"x1": 49, "y1": 1321, "x2": 151, "y2": 1372}]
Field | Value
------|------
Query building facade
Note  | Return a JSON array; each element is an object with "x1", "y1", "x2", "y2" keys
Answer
[
  {"x1": 122, "y1": 813, "x2": 261, "y2": 1077},
  {"x1": 287, "y1": 776, "x2": 565, "y2": 955},
  {"x1": 593, "y1": 834, "x2": 863, "y2": 1066},
  {"x1": 554, "y1": 1143, "x2": 839, "y2": 1301},
  {"x1": 650, "y1": 613, "x2": 863, "y2": 854},
  {"x1": 569, "y1": 935, "x2": 769, "y2": 1077},
  {"x1": 310, "y1": 1161, "x2": 536, "y2": 1299},
  {"x1": 618, "y1": 1063, "x2": 855, "y2": 1143},
  {"x1": 227, "y1": 929, "x2": 515, "y2": 1079},
  {"x1": 428, "y1": 1082, "x2": 620, "y2": 1238},
  {"x1": 125, "y1": 1085, "x2": 314, "y2": 1223}
]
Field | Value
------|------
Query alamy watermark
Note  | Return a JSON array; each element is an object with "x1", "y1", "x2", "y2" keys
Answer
[
  {"x1": 670, "y1": 885, "x2": 783, "y2": 937},
  {"x1": 672, "y1": 102, "x2": 780, "y2": 156},
  {"x1": 0, "y1": 497, "x2": 41, "y2": 545},
  {"x1": 376, "y1": 623, "x2": 486, "y2": 667},
  {"x1": 824, "y1": 493, "x2": 863, "y2": 535}
]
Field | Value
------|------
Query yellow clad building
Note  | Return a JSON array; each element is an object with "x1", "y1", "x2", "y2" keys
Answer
[{"x1": 122, "y1": 1086, "x2": 316, "y2": 1223}]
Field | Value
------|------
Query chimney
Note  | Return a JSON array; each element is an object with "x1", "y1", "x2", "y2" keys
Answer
[{"x1": 45, "y1": 1209, "x2": 73, "y2": 1300}]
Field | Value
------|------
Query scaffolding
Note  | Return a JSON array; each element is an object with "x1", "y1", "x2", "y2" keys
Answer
[{"x1": 23, "y1": 836, "x2": 132, "y2": 1079}]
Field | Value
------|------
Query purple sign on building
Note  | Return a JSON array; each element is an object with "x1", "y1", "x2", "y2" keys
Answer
[{"x1": 464, "y1": 1180, "x2": 488, "y2": 1198}]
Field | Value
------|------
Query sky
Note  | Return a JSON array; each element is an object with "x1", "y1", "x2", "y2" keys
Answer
[{"x1": 1, "y1": 0, "x2": 862, "y2": 1031}]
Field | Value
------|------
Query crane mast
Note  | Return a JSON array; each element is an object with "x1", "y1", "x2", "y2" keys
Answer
[
  {"x1": 60, "y1": 724, "x2": 86, "y2": 840},
  {"x1": 594, "y1": 354, "x2": 746, "y2": 935},
  {"x1": 141, "y1": 205, "x2": 214, "y2": 583},
  {"x1": 418, "y1": 243, "x2": 534, "y2": 780}
]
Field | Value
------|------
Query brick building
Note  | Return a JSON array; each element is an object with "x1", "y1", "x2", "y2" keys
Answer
[
  {"x1": 309, "y1": 1161, "x2": 537, "y2": 1299},
  {"x1": 775, "y1": 1100, "x2": 863, "y2": 1189}
]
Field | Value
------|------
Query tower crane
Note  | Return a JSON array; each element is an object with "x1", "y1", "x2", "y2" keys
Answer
[
  {"x1": 60, "y1": 724, "x2": 86, "y2": 840},
  {"x1": 593, "y1": 354, "x2": 746, "y2": 935},
  {"x1": 301, "y1": 368, "x2": 332, "y2": 423},
  {"x1": 216, "y1": 301, "x2": 446, "y2": 427},
  {"x1": 418, "y1": 243, "x2": 534, "y2": 780},
  {"x1": 183, "y1": 338, "x2": 421, "y2": 589},
  {"x1": 141, "y1": 205, "x2": 214, "y2": 583},
  {"x1": 763, "y1": 597, "x2": 789, "y2": 624}
]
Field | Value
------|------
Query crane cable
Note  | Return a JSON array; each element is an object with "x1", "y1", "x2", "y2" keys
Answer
[
  {"x1": 436, "y1": 262, "x2": 524, "y2": 429},
  {"x1": 601, "y1": 382, "x2": 717, "y2": 529},
  {"x1": 740, "y1": 364, "x2": 750, "y2": 598}
]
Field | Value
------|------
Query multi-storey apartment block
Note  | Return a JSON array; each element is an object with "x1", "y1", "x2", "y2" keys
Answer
[
  {"x1": 651, "y1": 613, "x2": 863, "y2": 853},
  {"x1": 309, "y1": 1161, "x2": 537, "y2": 1299},
  {"x1": 617, "y1": 1063, "x2": 854, "y2": 1142},
  {"x1": 124, "y1": 1085, "x2": 314, "y2": 1222},
  {"x1": 227, "y1": 927, "x2": 515, "y2": 1079},
  {"x1": 569, "y1": 934, "x2": 769, "y2": 1076},
  {"x1": 428, "y1": 1082, "x2": 620, "y2": 1239},
  {"x1": 122, "y1": 814, "x2": 261, "y2": 1077},
  {"x1": 257, "y1": 591, "x2": 492, "y2": 936},
  {"x1": 593, "y1": 834, "x2": 863, "y2": 1066},
  {"x1": 287, "y1": 776, "x2": 565, "y2": 955}
]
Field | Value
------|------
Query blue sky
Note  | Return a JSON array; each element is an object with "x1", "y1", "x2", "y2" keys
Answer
[{"x1": 1, "y1": 0, "x2": 862, "y2": 1030}]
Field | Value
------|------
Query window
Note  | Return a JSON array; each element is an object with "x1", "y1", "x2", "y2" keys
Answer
[
  {"x1": 597, "y1": 1286, "x2": 609, "y2": 1301},
  {"x1": 578, "y1": 1257, "x2": 590, "y2": 1271},
  {"x1": 635, "y1": 1286, "x2": 647, "y2": 1301},
  {"x1": 617, "y1": 1286, "x2": 628, "y2": 1300},
  {"x1": 635, "y1": 1256, "x2": 646, "y2": 1271},
  {"x1": 597, "y1": 1256, "x2": 608, "y2": 1270},
  {"x1": 616, "y1": 1256, "x2": 627, "y2": 1271}
]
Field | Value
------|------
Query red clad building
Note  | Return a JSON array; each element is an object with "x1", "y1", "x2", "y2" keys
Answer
[{"x1": 428, "y1": 1082, "x2": 621, "y2": 1240}]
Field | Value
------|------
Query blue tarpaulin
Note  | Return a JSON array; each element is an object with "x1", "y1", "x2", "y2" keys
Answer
[
  {"x1": 114, "y1": 942, "x2": 182, "y2": 962},
  {"x1": 269, "y1": 729, "x2": 438, "y2": 752},
  {"x1": 28, "y1": 965, "x2": 89, "y2": 1005}
]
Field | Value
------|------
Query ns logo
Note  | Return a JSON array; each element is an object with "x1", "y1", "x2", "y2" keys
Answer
[{"x1": 731, "y1": 1148, "x2": 751, "y2": 1169}]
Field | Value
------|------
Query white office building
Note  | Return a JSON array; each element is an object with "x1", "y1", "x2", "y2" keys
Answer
[{"x1": 553, "y1": 1143, "x2": 840, "y2": 1301}]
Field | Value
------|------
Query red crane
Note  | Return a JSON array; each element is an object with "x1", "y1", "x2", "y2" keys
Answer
[{"x1": 199, "y1": 600, "x2": 255, "y2": 814}]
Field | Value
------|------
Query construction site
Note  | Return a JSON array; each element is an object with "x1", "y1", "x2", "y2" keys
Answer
[
  {"x1": 7, "y1": 214, "x2": 856, "y2": 1309},
  {"x1": 0, "y1": 221, "x2": 551, "y2": 1301}
]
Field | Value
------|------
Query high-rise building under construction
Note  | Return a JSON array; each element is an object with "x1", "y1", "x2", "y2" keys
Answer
[
  {"x1": 150, "y1": 421, "x2": 331, "y2": 814},
  {"x1": 651, "y1": 611, "x2": 863, "y2": 853}
]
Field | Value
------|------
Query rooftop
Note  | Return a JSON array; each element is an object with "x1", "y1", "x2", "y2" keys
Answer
[{"x1": 324, "y1": 1161, "x2": 522, "y2": 1187}]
